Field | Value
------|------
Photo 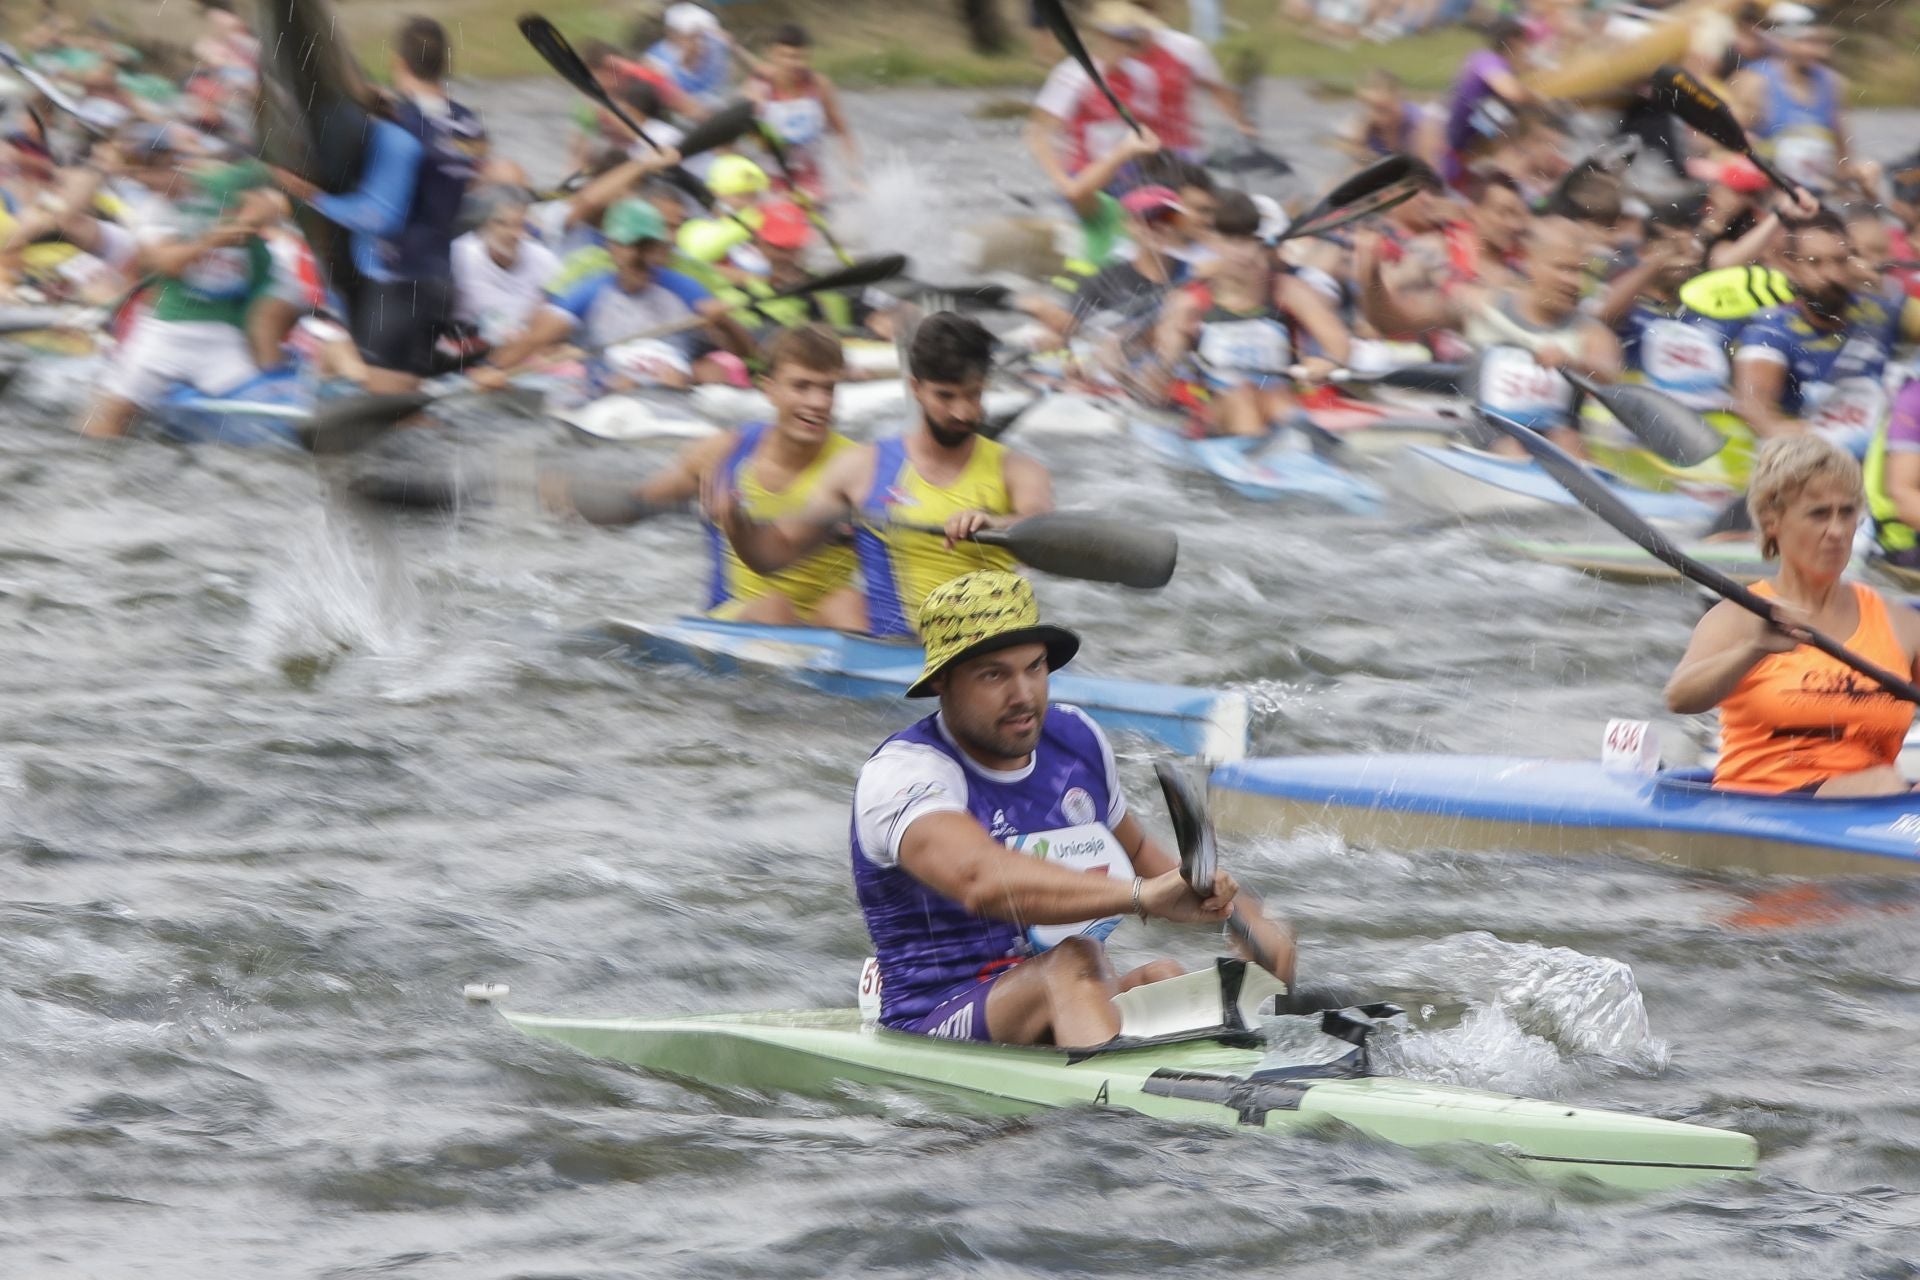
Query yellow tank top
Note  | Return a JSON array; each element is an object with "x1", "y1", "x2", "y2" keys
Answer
[
  {"x1": 705, "y1": 424, "x2": 856, "y2": 620},
  {"x1": 1715, "y1": 582, "x2": 1916, "y2": 792},
  {"x1": 855, "y1": 434, "x2": 1016, "y2": 638}
]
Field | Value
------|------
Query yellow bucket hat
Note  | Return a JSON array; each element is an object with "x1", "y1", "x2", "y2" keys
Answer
[{"x1": 907, "y1": 571, "x2": 1080, "y2": 698}]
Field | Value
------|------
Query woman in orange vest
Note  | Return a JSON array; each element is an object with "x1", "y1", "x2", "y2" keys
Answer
[{"x1": 1666, "y1": 435, "x2": 1920, "y2": 795}]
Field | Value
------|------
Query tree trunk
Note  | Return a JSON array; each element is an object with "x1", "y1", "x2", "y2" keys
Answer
[{"x1": 959, "y1": 0, "x2": 1012, "y2": 55}]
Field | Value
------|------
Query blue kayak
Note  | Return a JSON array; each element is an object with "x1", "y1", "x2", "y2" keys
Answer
[
  {"x1": 1395, "y1": 444, "x2": 1717, "y2": 525},
  {"x1": 144, "y1": 368, "x2": 311, "y2": 449},
  {"x1": 1130, "y1": 420, "x2": 1383, "y2": 513},
  {"x1": 1210, "y1": 754, "x2": 1920, "y2": 876},
  {"x1": 598, "y1": 615, "x2": 1249, "y2": 762}
]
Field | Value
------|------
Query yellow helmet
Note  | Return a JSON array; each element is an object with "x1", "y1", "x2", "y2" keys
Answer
[
  {"x1": 676, "y1": 214, "x2": 752, "y2": 263},
  {"x1": 706, "y1": 154, "x2": 770, "y2": 198}
]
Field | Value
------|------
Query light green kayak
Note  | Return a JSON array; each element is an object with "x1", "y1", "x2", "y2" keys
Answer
[
  {"x1": 494, "y1": 963, "x2": 1756, "y2": 1193},
  {"x1": 1502, "y1": 537, "x2": 1769, "y2": 584}
]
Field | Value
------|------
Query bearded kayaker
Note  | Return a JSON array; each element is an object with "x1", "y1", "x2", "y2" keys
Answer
[
  {"x1": 602, "y1": 325, "x2": 866, "y2": 628},
  {"x1": 1732, "y1": 211, "x2": 1920, "y2": 447},
  {"x1": 710, "y1": 311, "x2": 1054, "y2": 639},
  {"x1": 1666, "y1": 435, "x2": 1920, "y2": 796},
  {"x1": 851, "y1": 570, "x2": 1296, "y2": 1049}
]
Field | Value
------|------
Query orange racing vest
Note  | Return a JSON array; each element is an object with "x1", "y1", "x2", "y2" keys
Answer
[{"x1": 1714, "y1": 582, "x2": 1915, "y2": 793}]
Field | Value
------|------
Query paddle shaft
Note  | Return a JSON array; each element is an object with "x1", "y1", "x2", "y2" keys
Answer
[
  {"x1": 1477, "y1": 408, "x2": 1920, "y2": 705},
  {"x1": 1036, "y1": 0, "x2": 1143, "y2": 136}
]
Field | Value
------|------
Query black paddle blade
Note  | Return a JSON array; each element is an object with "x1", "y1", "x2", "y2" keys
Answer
[
  {"x1": 517, "y1": 15, "x2": 602, "y2": 103},
  {"x1": 912, "y1": 283, "x2": 1015, "y2": 311},
  {"x1": 349, "y1": 466, "x2": 470, "y2": 511},
  {"x1": 1346, "y1": 362, "x2": 1464, "y2": 394},
  {"x1": 770, "y1": 254, "x2": 908, "y2": 301},
  {"x1": 297, "y1": 392, "x2": 433, "y2": 455},
  {"x1": 1286, "y1": 153, "x2": 1437, "y2": 243},
  {"x1": 1564, "y1": 371, "x2": 1725, "y2": 466},
  {"x1": 1154, "y1": 762, "x2": 1217, "y2": 897},
  {"x1": 976, "y1": 511, "x2": 1177, "y2": 589},
  {"x1": 1034, "y1": 0, "x2": 1142, "y2": 135},
  {"x1": 1649, "y1": 65, "x2": 1748, "y2": 155},
  {"x1": 677, "y1": 98, "x2": 758, "y2": 159}
]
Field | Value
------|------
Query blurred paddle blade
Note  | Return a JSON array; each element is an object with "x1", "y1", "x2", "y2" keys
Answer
[
  {"x1": 1155, "y1": 762, "x2": 1217, "y2": 897},
  {"x1": 297, "y1": 391, "x2": 435, "y2": 455},
  {"x1": 1565, "y1": 372, "x2": 1726, "y2": 466},
  {"x1": 973, "y1": 511, "x2": 1178, "y2": 589},
  {"x1": 677, "y1": 98, "x2": 757, "y2": 158}
]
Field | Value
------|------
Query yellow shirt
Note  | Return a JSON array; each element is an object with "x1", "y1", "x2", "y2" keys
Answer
[
  {"x1": 706, "y1": 423, "x2": 856, "y2": 620},
  {"x1": 854, "y1": 434, "x2": 1015, "y2": 638}
]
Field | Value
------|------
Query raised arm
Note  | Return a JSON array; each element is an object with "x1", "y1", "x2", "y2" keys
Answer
[
  {"x1": 709, "y1": 439, "x2": 872, "y2": 573},
  {"x1": 1665, "y1": 597, "x2": 1800, "y2": 713}
]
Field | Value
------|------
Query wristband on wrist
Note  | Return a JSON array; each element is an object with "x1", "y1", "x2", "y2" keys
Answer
[{"x1": 1131, "y1": 875, "x2": 1145, "y2": 921}]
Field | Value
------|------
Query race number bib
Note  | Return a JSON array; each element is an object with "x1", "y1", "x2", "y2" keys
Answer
[
  {"x1": 1197, "y1": 317, "x2": 1290, "y2": 379},
  {"x1": 1806, "y1": 375, "x2": 1889, "y2": 447},
  {"x1": 1006, "y1": 821, "x2": 1131, "y2": 951},
  {"x1": 761, "y1": 96, "x2": 827, "y2": 148},
  {"x1": 1773, "y1": 129, "x2": 1838, "y2": 191},
  {"x1": 1639, "y1": 319, "x2": 1731, "y2": 410},
  {"x1": 1477, "y1": 344, "x2": 1575, "y2": 431}
]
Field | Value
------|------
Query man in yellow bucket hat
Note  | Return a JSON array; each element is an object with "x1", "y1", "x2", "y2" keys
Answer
[{"x1": 849, "y1": 570, "x2": 1296, "y2": 1049}]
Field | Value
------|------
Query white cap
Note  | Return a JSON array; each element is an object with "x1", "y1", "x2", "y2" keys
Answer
[
  {"x1": 665, "y1": 3, "x2": 719, "y2": 35},
  {"x1": 1765, "y1": 2, "x2": 1818, "y2": 30}
]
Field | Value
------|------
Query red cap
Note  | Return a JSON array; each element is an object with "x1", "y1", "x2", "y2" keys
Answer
[
  {"x1": 1717, "y1": 157, "x2": 1769, "y2": 195},
  {"x1": 757, "y1": 201, "x2": 813, "y2": 250},
  {"x1": 1121, "y1": 184, "x2": 1184, "y2": 217}
]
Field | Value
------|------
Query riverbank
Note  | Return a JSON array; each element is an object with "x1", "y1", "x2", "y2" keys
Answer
[{"x1": 16, "y1": 0, "x2": 1917, "y2": 103}]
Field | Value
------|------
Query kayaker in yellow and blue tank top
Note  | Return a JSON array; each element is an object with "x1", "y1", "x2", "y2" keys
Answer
[
  {"x1": 710, "y1": 311, "x2": 1056, "y2": 639},
  {"x1": 620, "y1": 325, "x2": 866, "y2": 629}
]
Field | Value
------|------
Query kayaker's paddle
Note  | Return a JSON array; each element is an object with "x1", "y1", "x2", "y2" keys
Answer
[
  {"x1": 1154, "y1": 762, "x2": 1294, "y2": 987},
  {"x1": 582, "y1": 253, "x2": 909, "y2": 349},
  {"x1": 0, "y1": 43, "x2": 110, "y2": 137},
  {"x1": 676, "y1": 98, "x2": 760, "y2": 160},
  {"x1": 297, "y1": 382, "x2": 543, "y2": 455},
  {"x1": 1559, "y1": 369, "x2": 1725, "y2": 467},
  {"x1": 1309, "y1": 362, "x2": 1466, "y2": 395},
  {"x1": 1457, "y1": 347, "x2": 1726, "y2": 467},
  {"x1": 1280, "y1": 153, "x2": 1438, "y2": 244},
  {"x1": 517, "y1": 14, "x2": 727, "y2": 215},
  {"x1": 1034, "y1": 0, "x2": 1142, "y2": 136},
  {"x1": 1475, "y1": 407, "x2": 1920, "y2": 705},
  {"x1": 1649, "y1": 65, "x2": 1802, "y2": 202},
  {"x1": 886, "y1": 511, "x2": 1177, "y2": 589},
  {"x1": 748, "y1": 119, "x2": 855, "y2": 266}
]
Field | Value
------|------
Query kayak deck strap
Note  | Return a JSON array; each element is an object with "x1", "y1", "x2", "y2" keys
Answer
[{"x1": 1142, "y1": 1069, "x2": 1312, "y2": 1125}]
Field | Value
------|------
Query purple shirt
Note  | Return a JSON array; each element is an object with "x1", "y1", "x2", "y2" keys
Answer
[
  {"x1": 850, "y1": 705, "x2": 1128, "y2": 1028},
  {"x1": 1889, "y1": 380, "x2": 1920, "y2": 455}
]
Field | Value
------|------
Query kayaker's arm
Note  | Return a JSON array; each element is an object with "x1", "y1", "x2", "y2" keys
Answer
[
  {"x1": 1060, "y1": 127, "x2": 1161, "y2": 221},
  {"x1": 710, "y1": 443, "x2": 873, "y2": 573},
  {"x1": 1023, "y1": 110, "x2": 1075, "y2": 205},
  {"x1": 1732, "y1": 349, "x2": 1799, "y2": 440},
  {"x1": 1665, "y1": 599, "x2": 1806, "y2": 714},
  {"x1": 633, "y1": 430, "x2": 738, "y2": 507},
  {"x1": 1278, "y1": 272, "x2": 1352, "y2": 368},
  {"x1": 476, "y1": 305, "x2": 575, "y2": 380},
  {"x1": 898, "y1": 811, "x2": 1237, "y2": 926}
]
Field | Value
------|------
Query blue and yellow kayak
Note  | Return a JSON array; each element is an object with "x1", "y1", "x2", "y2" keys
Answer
[{"x1": 597, "y1": 615, "x2": 1249, "y2": 761}]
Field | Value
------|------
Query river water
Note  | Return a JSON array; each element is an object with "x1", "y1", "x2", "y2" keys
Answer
[{"x1": 5, "y1": 79, "x2": 1920, "y2": 1277}]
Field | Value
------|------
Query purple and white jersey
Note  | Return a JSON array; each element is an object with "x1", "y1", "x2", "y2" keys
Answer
[{"x1": 851, "y1": 704, "x2": 1132, "y2": 1028}]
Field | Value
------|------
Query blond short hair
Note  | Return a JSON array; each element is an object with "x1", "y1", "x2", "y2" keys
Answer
[{"x1": 1746, "y1": 434, "x2": 1863, "y2": 559}]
